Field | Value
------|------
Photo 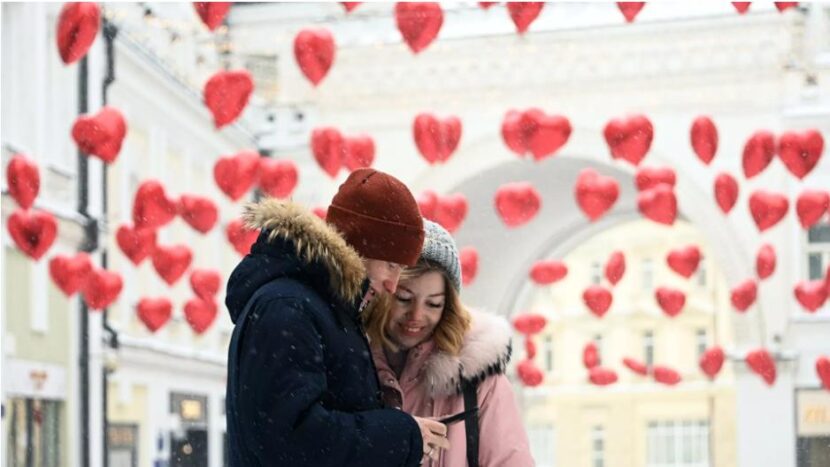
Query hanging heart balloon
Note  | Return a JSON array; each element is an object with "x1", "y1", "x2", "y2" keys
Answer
[
  {"x1": 699, "y1": 346, "x2": 725, "y2": 380},
  {"x1": 460, "y1": 246, "x2": 478, "y2": 286},
  {"x1": 574, "y1": 168, "x2": 620, "y2": 221},
  {"x1": 177, "y1": 194, "x2": 218, "y2": 234},
  {"x1": 56, "y1": 2, "x2": 100, "y2": 64},
  {"x1": 507, "y1": 2, "x2": 544, "y2": 34},
  {"x1": 713, "y1": 172, "x2": 739, "y2": 214},
  {"x1": 49, "y1": 252, "x2": 93, "y2": 296},
  {"x1": 666, "y1": 245, "x2": 701, "y2": 278},
  {"x1": 72, "y1": 107, "x2": 127, "y2": 163},
  {"x1": 795, "y1": 190, "x2": 829, "y2": 229},
  {"x1": 652, "y1": 366, "x2": 681, "y2": 385},
  {"x1": 193, "y1": 2, "x2": 231, "y2": 31},
  {"x1": 638, "y1": 185, "x2": 677, "y2": 225},
  {"x1": 137, "y1": 297, "x2": 173, "y2": 333},
  {"x1": 745, "y1": 348, "x2": 776, "y2": 385},
  {"x1": 7, "y1": 154, "x2": 40, "y2": 209},
  {"x1": 623, "y1": 357, "x2": 648, "y2": 376},
  {"x1": 395, "y1": 2, "x2": 444, "y2": 54},
  {"x1": 604, "y1": 251, "x2": 625, "y2": 286},
  {"x1": 583, "y1": 285, "x2": 613, "y2": 318},
  {"x1": 494, "y1": 182, "x2": 541, "y2": 228},
  {"x1": 583, "y1": 342, "x2": 600, "y2": 369},
  {"x1": 417, "y1": 190, "x2": 439, "y2": 220},
  {"x1": 617, "y1": 2, "x2": 645, "y2": 23},
  {"x1": 82, "y1": 267, "x2": 123, "y2": 310},
  {"x1": 184, "y1": 297, "x2": 218, "y2": 334},
  {"x1": 655, "y1": 287, "x2": 686, "y2": 317},
  {"x1": 635, "y1": 166, "x2": 676, "y2": 192},
  {"x1": 588, "y1": 367, "x2": 618, "y2": 386},
  {"x1": 793, "y1": 280, "x2": 828, "y2": 313},
  {"x1": 7, "y1": 209, "x2": 58, "y2": 260},
  {"x1": 203, "y1": 70, "x2": 254, "y2": 128},
  {"x1": 294, "y1": 28, "x2": 336, "y2": 86},
  {"x1": 749, "y1": 190, "x2": 789, "y2": 232},
  {"x1": 132, "y1": 180, "x2": 177, "y2": 230},
  {"x1": 501, "y1": 109, "x2": 571, "y2": 161},
  {"x1": 116, "y1": 224, "x2": 157, "y2": 265},
  {"x1": 690, "y1": 116, "x2": 718, "y2": 164},
  {"x1": 777, "y1": 129, "x2": 823, "y2": 179},
  {"x1": 190, "y1": 269, "x2": 222, "y2": 301},
  {"x1": 530, "y1": 260, "x2": 568, "y2": 285},
  {"x1": 603, "y1": 114, "x2": 654, "y2": 166},
  {"x1": 816, "y1": 356, "x2": 830, "y2": 391},
  {"x1": 226, "y1": 219, "x2": 260, "y2": 256},
  {"x1": 152, "y1": 244, "x2": 193, "y2": 286},
  {"x1": 730, "y1": 279, "x2": 757, "y2": 313},
  {"x1": 732, "y1": 2, "x2": 751, "y2": 14},
  {"x1": 342, "y1": 135, "x2": 376, "y2": 172},
  {"x1": 756, "y1": 244, "x2": 776, "y2": 280},
  {"x1": 311, "y1": 127, "x2": 345, "y2": 178},
  {"x1": 742, "y1": 131, "x2": 776, "y2": 178},
  {"x1": 517, "y1": 359, "x2": 544, "y2": 386},
  {"x1": 213, "y1": 151, "x2": 261, "y2": 201},
  {"x1": 413, "y1": 113, "x2": 462, "y2": 164},
  {"x1": 258, "y1": 159, "x2": 299, "y2": 199},
  {"x1": 434, "y1": 193, "x2": 468, "y2": 234},
  {"x1": 512, "y1": 313, "x2": 547, "y2": 335}
]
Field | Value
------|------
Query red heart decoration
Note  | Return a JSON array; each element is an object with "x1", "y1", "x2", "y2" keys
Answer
[
  {"x1": 312, "y1": 207, "x2": 328, "y2": 220},
  {"x1": 517, "y1": 359, "x2": 543, "y2": 387},
  {"x1": 501, "y1": 109, "x2": 571, "y2": 161},
  {"x1": 655, "y1": 286, "x2": 686, "y2": 317},
  {"x1": 583, "y1": 285, "x2": 613, "y2": 318},
  {"x1": 479, "y1": 2, "x2": 497, "y2": 9},
  {"x1": 49, "y1": 252, "x2": 93, "y2": 296},
  {"x1": 7, "y1": 154, "x2": 40, "y2": 209},
  {"x1": 817, "y1": 356, "x2": 830, "y2": 391},
  {"x1": 588, "y1": 367, "x2": 618, "y2": 386},
  {"x1": 417, "y1": 190, "x2": 439, "y2": 220},
  {"x1": 796, "y1": 190, "x2": 830, "y2": 229},
  {"x1": 413, "y1": 113, "x2": 462, "y2": 164},
  {"x1": 623, "y1": 357, "x2": 648, "y2": 376},
  {"x1": 184, "y1": 297, "x2": 218, "y2": 334},
  {"x1": 56, "y1": 2, "x2": 100, "y2": 64},
  {"x1": 794, "y1": 280, "x2": 828, "y2": 313},
  {"x1": 177, "y1": 195, "x2": 218, "y2": 234},
  {"x1": 343, "y1": 135, "x2": 375, "y2": 172},
  {"x1": 690, "y1": 116, "x2": 718, "y2": 164},
  {"x1": 512, "y1": 313, "x2": 547, "y2": 335},
  {"x1": 666, "y1": 245, "x2": 701, "y2": 278},
  {"x1": 116, "y1": 224, "x2": 157, "y2": 265},
  {"x1": 742, "y1": 131, "x2": 776, "y2": 178},
  {"x1": 699, "y1": 346, "x2": 725, "y2": 379},
  {"x1": 226, "y1": 219, "x2": 260, "y2": 256},
  {"x1": 638, "y1": 185, "x2": 677, "y2": 225},
  {"x1": 136, "y1": 297, "x2": 172, "y2": 333},
  {"x1": 507, "y1": 2, "x2": 544, "y2": 34},
  {"x1": 575, "y1": 168, "x2": 620, "y2": 221},
  {"x1": 494, "y1": 182, "x2": 541, "y2": 228},
  {"x1": 525, "y1": 337, "x2": 537, "y2": 359},
  {"x1": 513, "y1": 314, "x2": 546, "y2": 335},
  {"x1": 777, "y1": 129, "x2": 823, "y2": 179},
  {"x1": 756, "y1": 243, "x2": 776, "y2": 280},
  {"x1": 193, "y1": 2, "x2": 231, "y2": 31},
  {"x1": 732, "y1": 2, "x2": 751, "y2": 14},
  {"x1": 731, "y1": 279, "x2": 757, "y2": 312},
  {"x1": 826, "y1": 265, "x2": 830, "y2": 294},
  {"x1": 617, "y1": 2, "x2": 645, "y2": 22},
  {"x1": 71, "y1": 107, "x2": 127, "y2": 163},
  {"x1": 294, "y1": 28, "x2": 336, "y2": 86},
  {"x1": 530, "y1": 260, "x2": 568, "y2": 285},
  {"x1": 775, "y1": 2, "x2": 798, "y2": 12},
  {"x1": 460, "y1": 246, "x2": 478, "y2": 286},
  {"x1": 746, "y1": 348, "x2": 776, "y2": 385},
  {"x1": 152, "y1": 244, "x2": 193, "y2": 286},
  {"x1": 635, "y1": 166, "x2": 676, "y2": 192},
  {"x1": 604, "y1": 251, "x2": 625, "y2": 286},
  {"x1": 341, "y1": 2, "x2": 361, "y2": 13},
  {"x1": 203, "y1": 70, "x2": 254, "y2": 128},
  {"x1": 82, "y1": 267, "x2": 123, "y2": 310},
  {"x1": 749, "y1": 190, "x2": 789, "y2": 232},
  {"x1": 213, "y1": 151, "x2": 260, "y2": 201},
  {"x1": 603, "y1": 115, "x2": 654, "y2": 166},
  {"x1": 583, "y1": 342, "x2": 600, "y2": 369},
  {"x1": 258, "y1": 159, "x2": 299, "y2": 199},
  {"x1": 395, "y1": 2, "x2": 444, "y2": 54},
  {"x1": 434, "y1": 193, "x2": 468, "y2": 234},
  {"x1": 132, "y1": 180, "x2": 177, "y2": 230},
  {"x1": 713, "y1": 172, "x2": 739, "y2": 214},
  {"x1": 311, "y1": 127, "x2": 345, "y2": 177},
  {"x1": 190, "y1": 269, "x2": 222, "y2": 301},
  {"x1": 8, "y1": 209, "x2": 57, "y2": 260},
  {"x1": 652, "y1": 366, "x2": 682, "y2": 386}
]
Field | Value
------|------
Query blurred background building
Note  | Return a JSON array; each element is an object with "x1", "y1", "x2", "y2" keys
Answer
[{"x1": 2, "y1": 2, "x2": 829, "y2": 467}]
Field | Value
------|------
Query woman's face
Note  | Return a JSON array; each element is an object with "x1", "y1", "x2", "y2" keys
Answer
[{"x1": 385, "y1": 271, "x2": 446, "y2": 351}]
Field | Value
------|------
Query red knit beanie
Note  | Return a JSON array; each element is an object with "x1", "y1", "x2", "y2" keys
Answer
[{"x1": 327, "y1": 169, "x2": 425, "y2": 266}]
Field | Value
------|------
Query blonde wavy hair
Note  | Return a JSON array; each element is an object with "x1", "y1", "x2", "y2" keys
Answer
[{"x1": 363, "y1": 258, "x2": 472, "y2": 356}]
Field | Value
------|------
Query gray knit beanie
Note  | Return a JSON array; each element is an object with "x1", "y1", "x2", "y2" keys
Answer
[{"x1": 420, "y1": 220, "x2": 462, "y2": 292}]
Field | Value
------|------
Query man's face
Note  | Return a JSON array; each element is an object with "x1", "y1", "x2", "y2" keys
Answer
[{"x1": 362, "y1": 259, "x2": 404, "y2": 303}]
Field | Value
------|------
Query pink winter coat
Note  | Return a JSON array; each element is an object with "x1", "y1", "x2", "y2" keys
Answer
[{"x1": 372, "y1": 310, "x2": 535, "y2": 467}]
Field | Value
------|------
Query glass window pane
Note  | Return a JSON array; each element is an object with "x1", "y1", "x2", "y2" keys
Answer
[
  {"x1": 808, "y1": 253, "x2": 824, "y2": 280},
  {"x1": 807, "y1": 223, "x2": 830, "y2": 243}
]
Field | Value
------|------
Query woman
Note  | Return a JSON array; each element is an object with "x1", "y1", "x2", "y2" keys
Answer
[{"x1": 364, "y1": 220, "x2": 535, "y2": 467}]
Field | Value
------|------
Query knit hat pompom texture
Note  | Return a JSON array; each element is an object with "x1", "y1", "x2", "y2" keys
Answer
[
  {"x1": 326, "y1": 168, "x2": 425, "y2": 267},
  {"x1": 421, "y1": 220, "x2": 462, "y2": 292}
]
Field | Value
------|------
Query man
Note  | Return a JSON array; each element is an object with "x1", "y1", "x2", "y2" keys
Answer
[{"x1": 225, "y1": 168, "x2": 449, "y2": 466}]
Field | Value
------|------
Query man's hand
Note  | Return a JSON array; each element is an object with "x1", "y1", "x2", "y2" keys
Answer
[{"x1": 413, "y1": 416, "x2": 450, "y2": 463}]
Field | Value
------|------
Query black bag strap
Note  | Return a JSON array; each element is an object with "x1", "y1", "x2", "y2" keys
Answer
[{"x1": 462, "y1": 380, "x2": 480, "y2": 467}]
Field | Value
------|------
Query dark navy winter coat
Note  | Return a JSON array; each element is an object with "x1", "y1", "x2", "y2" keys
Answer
[{"x1": 224, "y1": 200, "x2": 423, "y2": 467}]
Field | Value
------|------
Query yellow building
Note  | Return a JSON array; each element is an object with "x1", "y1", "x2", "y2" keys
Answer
[{"x1": 520, "y1": 220, "x2": 737, "y2": 467}]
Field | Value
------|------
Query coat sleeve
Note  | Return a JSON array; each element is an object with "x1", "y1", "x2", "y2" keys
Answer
[
  {"x1": 476, "y1": 374, "x2": 536, "y2": 467},
  {"x1": 236, "y1": 298, "x2": 424, "y2": 466}
]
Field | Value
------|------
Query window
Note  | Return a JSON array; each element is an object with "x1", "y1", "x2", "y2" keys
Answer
[
  {"x1": 646, "y1": 420, "x2": 710, "y2": 467},
  {"x1": 696, "y1": 329, "x2": 707, "y2": 358},
  {"x1": 806, "y1": 222, "x2": 830, "y2": 280},
  {"x1": 643, "y1": 331, "x2": 654, "y2": 367},
  {"x1": 528, "y1": 424, "x2": 556, "y2": 467},
  {"x1": 6, "y1": 399, "x2": 62, "y2": 467},
  {"x1": 591, "y1": 261, "x2": 602, "y2": 285},
  {"x1": 642, "y1": 259, "x2": 654, "y2": 291},
  {"x1": 591, "y1": 426, "x2": 605, "y2": 467},
  {"x1": 543, "y1": 334, "x2": 554, "y2": 373}
]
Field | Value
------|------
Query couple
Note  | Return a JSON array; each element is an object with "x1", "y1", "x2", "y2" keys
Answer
[{"x1": 225, "y1": 168, "x2": 533, "y2": 466}]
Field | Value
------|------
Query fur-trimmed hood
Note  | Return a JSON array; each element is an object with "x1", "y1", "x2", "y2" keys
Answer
[
  {"x1": 225, "y1": 199, "x2": 367, "y2": 323},
  {"x1": 422, "y1": 309, "x2": 512, "y2": 398}
]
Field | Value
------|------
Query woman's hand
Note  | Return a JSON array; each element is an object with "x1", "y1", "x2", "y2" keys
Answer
[{"x1": 413, "y1": 416, "x2": 450, "y2": 463}]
